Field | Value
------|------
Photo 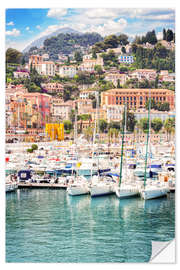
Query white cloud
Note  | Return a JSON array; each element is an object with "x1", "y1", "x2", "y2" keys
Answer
[
  {"x1": 36, "y1": 25, "x2": 41, "y2": 29},
  {"x1": 84, "y1": 8, "x2": 120, "y2": 19},
  {"x1": 7, "y1": 21, "x2": 14, "y2": 26},
  {"x1": 47, "y1": 8, "x2": 67, "y2": 19},
  {"x1": 26, "y1": 26, "x2": 30, "y2": 31},
  {"x1": 37, "y1": 25, "x2": 60, "y2": 37},
  {"x1": 6, "y1": 39, "x2": 30, "y2": 51},
  {"x1": 6, "y1": 28, "x2": 20, "y2": 37},
  {"x1": 85, "y1": 18, "x2": 128, "y2": 36}
]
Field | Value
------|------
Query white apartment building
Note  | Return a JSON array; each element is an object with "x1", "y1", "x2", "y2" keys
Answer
[
  {"x1": 105, "y1": 73, "x2": 128, "y2": 87},
  {"x1": 51, "y1": 100, "x2": 72, "y2": 120},
  {"x1": 35, "y1": 61, "x2": 55, "y2": 76},
  {"x1": 13, "y1": 71, "x2": 30, "y2": 79},
  {"x1": 79, "y1": 90, "x2": 97, "y2": 99},
  {"x1": 103, "y1": 105, "x2": 124, "y2": 123},
  {"x1": 134, "y1": 110, "x2": 175, "y2": 122},
  {"x1": 79, "y1": 54, "x2": 104, "y2": 72},
  {"x1": 58, "y1": 65, "x2": 77, "y2": 78},
  {"x1": 130, "y1": 69, "x2": 157, "y2": 81},
  {"x1": 118, "y1": 55, "x2": 134, "y2": 64}
]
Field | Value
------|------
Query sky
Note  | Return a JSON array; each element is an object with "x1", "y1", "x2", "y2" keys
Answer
[{"x1": 5, "y1": 8, "x2": 175, "y2": 51}]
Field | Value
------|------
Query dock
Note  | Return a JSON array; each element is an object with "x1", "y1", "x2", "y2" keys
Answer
[{"x1": 18, "y1": 182, "x2": 67, "y2": 189}]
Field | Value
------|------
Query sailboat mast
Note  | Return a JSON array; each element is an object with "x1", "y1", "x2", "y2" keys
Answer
[
  {"x1": 144, "y1": 90, "x2": 151, "y2": 188},
  {"x1": 119, "y1": 104, "x2": 126, "y2": 187}
]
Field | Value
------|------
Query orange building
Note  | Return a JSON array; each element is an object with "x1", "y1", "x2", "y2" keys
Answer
[
  {"x1": 29, "y1": 55, "x2": 43, "y2": 66},
  {"x1": 101, "y1": 88, "x2": 175, "y2": 110}
]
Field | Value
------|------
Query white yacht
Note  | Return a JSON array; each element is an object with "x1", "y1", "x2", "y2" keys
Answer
[
  {"x1": 67, "y1": 176, "x2": 90, "y2": 196},
  {"x1": 140, "y1": 183, "x2": 169, "y2": 200},
  {"x1": 90, "y1": 175, "x2": 115, "y2": 197}
]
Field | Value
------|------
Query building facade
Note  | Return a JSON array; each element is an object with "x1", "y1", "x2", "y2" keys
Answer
[
  {"x1": 105, "y1": 73, "x2": 128, "y2": 87},
  {"x1": 129, "y1": 69, "x2": 157, "y2": 81},
  {"x1": 101, "y1": 88, "x2": 175, "y2": 110},
  {"x1": 58, "y1": 65, "x2": 77, "y2": 78},
  {"x1": 51, "y1": 100, "x2": 73, "y2": 120},
  {"x1": 118, "y1": 55, "x2": 134, "y2": 64},
  {"x1": 41, "y1": 82, "x2": 64, "y2": 94}
]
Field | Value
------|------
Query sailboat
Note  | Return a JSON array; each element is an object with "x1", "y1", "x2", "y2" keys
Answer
[
  {"x1": 90, "y1": 92, "x2": 115, "y2": 197},
  {"x1": 115, "y1": 104, "x2": 139, "y2": 198},
  {"x1": 67, "y1": 113, "x2": 90, "y2": 196},
  {"x1": 140, "y1": 91, "x2": 169, "y2": 200}
]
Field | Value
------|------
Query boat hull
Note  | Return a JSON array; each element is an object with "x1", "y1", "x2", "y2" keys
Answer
[
  {"x1": 90, "y1": 185, "x2": 114, "y2": 197},
  {"x1": 67, "y1": 186, "x2": 89, "y2": 196},
  {"x1": 115, "y1": 188, "x2": 139, "y2": 198},
  {"x1": 6, "y1": 183, "x2": 18, "y2": 193},
  {"x1": 141, "y1": 188, "x2": 168, "y2": 200}
]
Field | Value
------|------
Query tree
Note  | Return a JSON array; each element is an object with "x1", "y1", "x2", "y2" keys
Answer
[
  {"x1": 145, "y1": 30, "x2": 157, "y2": 45},
  {"x1": 121, "y1": 46, "x2": 126, "y2": 54},
  {"x1": 94, "y1": 65, "x2": 103, "y2": 75},
  {"x1": 6, "y1": 48, "x2": 22, "y2": 64},
  {"x1": 69, "y1": 109, "x2": 76, "y2": 123},
  {"x1": 145, "y1": 99, "x2": 170, "y2": 112},
  {"x1": 118, "y1": 34, "x2": 129, "y2": 46},
  {"x1": 92, "y1": 50, "x2": 97, "y2": 59},
  {"x1": 139, "y1": 118, "x2": 149, "y2": 133},
  {"x1": 99, "y1": 119, "x2": 108, "y2": 133},
  {"x1": 151, "y1": 118, "x2": 163, "y2": 133},
  {"x1": 117, "y1": 79, "x2": 121, "y2": 88},
  {"x1": 164, "y1": 118, "x2": 175, "y2": 141},
  {"x1": 163, "y1": 28, "x2": 167, "y2": 40},
  {"x1": 31, "y1": 144, "x2": 38, "y2": 151},
  {"x1": 63, "y1": 120, "x2": 73, "y2": 131},
  {"x1": 122, "y1": 110, "x2": 136, "y2": 132},
  {"x1": 83, "y1": 126, "x2": 93, "y2": 142},
  {"x1": 119, "y1": 66, "x2": 128, "y2": 72},
  {"x1": 166, "y1": 29, "x2": 174, "y2": 42},
  {"x1": 74, "y1": 51, "x2": 82, "y2": 62},
  {"x1": 104, "y1": 35, "x2": 119, "y2": 48},
  {"x1": 108, "y1": 121, "x2": 120, "y2": 130}
]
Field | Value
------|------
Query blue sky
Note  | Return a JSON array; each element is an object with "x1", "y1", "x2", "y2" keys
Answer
[{"x1": 5, "y1": 8, "x2": 175, "y2": 51}]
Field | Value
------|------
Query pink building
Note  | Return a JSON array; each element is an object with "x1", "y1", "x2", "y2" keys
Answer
[{"x1": 23, "y1": 93, "x2": 52, "y2": 126}]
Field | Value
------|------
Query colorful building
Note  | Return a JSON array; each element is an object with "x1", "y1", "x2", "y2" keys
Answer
[{"x1": 101, "y1": 88, "x2": 175, "y2": 110}]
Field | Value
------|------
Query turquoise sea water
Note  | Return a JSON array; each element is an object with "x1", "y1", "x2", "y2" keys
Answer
[{"x1": 6, "y1": 189, "x2": 175, "y2": 263}]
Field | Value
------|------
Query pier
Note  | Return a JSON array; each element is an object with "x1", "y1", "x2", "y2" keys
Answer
[{"x1": 18, "y1": 182, "x2": 67, "y2": 189}]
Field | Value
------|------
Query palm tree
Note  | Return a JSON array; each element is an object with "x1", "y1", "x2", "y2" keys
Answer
[
  {"x1": 83, "y1": 126, "x2": 93, "y2": 142},
  {"x1": 108, "y1": 128, "x2": 114, "y2": 144},
  {"x1": 114, "y1": 128, "x2": 119, "y2": 144},
  {"x1": 164, "y1": 118, "x2": 175, "y2": 142}
]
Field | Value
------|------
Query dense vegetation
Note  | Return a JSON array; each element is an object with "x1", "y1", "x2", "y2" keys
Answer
[
  {"x1": 23, "y1": 32, "x2": 103, "y2": 61},
  {"x1": 132, "y1": 43, "x2": 175, "y2": 72}
]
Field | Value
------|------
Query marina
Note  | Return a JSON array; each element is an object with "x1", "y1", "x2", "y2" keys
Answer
[{"x1": 5, "y1": 135, "x2": 175, "y2": 262}]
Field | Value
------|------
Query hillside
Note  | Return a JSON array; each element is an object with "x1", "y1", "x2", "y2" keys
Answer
[
  {"x1": 23, "y1": 32, "x2": 103, "y2": 61},
  {"x1": 23, "y1": 27, "x2": 81, "y2": 53}
]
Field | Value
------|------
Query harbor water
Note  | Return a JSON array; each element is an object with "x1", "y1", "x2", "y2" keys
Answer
[{"x1": 6, "y1": 189, "x2": 175, "y2": 263}]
